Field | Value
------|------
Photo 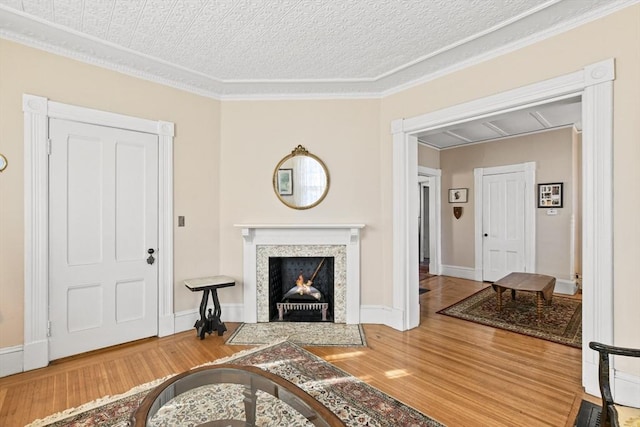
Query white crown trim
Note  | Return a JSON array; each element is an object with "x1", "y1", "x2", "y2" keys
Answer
[{"x1": 0, "y1": 1, "x2": 636, "y2": 99}]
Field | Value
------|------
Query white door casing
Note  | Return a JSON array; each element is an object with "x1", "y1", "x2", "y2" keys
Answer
[
  {"x1": 391, "y1": 59, "x2": 614, "y2": 398},
  {"x1": 417, "y1": 175, "x2": 429, "y2": 263},
  {"x1": 48, "y1": 119, "x2": 159, "y2": 360},
  {"x1": 23, "y1": 95, "x2": 175, "y2": 371},
  {"x1": 419, "y1": 181, "x2": 428, "y2": 263}
]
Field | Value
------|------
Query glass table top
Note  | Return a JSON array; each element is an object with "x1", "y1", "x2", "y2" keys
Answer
[{"x1": 130, "y1": 364, "x2": 345, "y2": 427}]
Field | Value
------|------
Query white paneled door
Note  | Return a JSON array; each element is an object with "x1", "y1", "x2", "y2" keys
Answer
[
  {"x1": 482, "y1": 171, "x2": 526, "y2": 282},
  {"x1": 49, "y1": 118, "x2": 159, "y2": 360}
]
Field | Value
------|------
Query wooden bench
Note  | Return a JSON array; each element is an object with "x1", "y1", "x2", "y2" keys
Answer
[{"x1": 491, "y1": 272, "x2": 556, "y2": 320}]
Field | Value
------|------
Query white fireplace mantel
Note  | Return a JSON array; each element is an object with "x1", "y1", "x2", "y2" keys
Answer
[{"x1": 235, "y1": 224, "x2": 364, "y2": 324}]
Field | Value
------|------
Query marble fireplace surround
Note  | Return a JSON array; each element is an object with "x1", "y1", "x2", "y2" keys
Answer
[{"x1": 236, "y1": 224, "x2": 364, "y2": 324}]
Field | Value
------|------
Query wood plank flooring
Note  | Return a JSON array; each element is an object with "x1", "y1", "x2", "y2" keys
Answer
[{"x1": 0, "y1": 276, "x2": 598, "y2": 426}]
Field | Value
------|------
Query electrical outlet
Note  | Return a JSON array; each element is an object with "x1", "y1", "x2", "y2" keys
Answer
[{"x1": 178, "y1": 216, "x2": 185, "y2": 227}]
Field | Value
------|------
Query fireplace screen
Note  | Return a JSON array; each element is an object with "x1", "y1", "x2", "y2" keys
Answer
[{"x1": 268, "y1": 256, "x2": 334, "y2": 322}]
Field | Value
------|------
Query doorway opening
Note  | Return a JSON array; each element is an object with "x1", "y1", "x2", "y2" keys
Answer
[
  {"x1": 391, "y1": 59, "x2": 614, "y2": 397},
  {"x1": 418, "y1": 177, "x2": 430, "y2": 277}
]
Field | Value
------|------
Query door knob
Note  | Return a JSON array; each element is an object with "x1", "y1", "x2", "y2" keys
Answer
[
  {"x1": 484, "y1": 233, "x2": 488, "y2": 237},
  {"x1": 147, "y1": 248, "x2": 155, "y2": 265}
]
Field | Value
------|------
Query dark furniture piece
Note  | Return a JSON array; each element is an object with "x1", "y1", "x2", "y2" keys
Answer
[
  {"x1": 491, "y1": 272, "x2": 555, "y2": 320},
  {"x1": 130, "y1": 364, "x2": 346, "y2": 427},
  {"x1": 589, "y1": 341, "x2": 640, "y2": 427},
  {"x1": 184, "y1": 276, "x2": 235, "y2": 339}
]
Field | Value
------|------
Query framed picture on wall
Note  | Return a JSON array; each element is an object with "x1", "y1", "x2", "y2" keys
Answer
[
  {"x1": 538, "y1": 182, "x2": 563, "y2": 208},
  {"x1": 448, "y1": 188, "x2": 468, "y2": 203},
  {"x1": 277, "y1": 168, "x2": 293, "y2": 196}
]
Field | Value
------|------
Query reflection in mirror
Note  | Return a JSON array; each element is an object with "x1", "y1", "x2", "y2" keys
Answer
[{"x1": 273, "y1": 145, "x2": 329, "y2": 210}]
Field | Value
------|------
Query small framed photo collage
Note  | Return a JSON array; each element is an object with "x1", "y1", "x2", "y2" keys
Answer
[{"x1": 537, "y1": 182, "x2": 563, "y2": 208}]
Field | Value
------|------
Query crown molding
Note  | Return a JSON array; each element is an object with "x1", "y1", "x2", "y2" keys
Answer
[
  {"x1": 0, "y1": 0, "x2": 636, "y2": 100},
  {"x1": 380, "y1": 0, "x2": 638, "y2": 97}
]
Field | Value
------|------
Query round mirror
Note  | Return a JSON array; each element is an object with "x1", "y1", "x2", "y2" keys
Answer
[{"x1": 273, "y1": 145, "x2": 330, "y2": 210}]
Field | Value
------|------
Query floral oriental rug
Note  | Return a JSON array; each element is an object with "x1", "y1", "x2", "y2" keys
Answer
[
  {"x1": 27, "y1": 340, "x2": 443, "y2": 427},
  {"x1": 437, "y1": 286, "x2": 581, "y2": 348}
]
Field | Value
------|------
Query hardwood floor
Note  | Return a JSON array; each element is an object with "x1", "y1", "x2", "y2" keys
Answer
[{"x1": 0, "y1": 276, "x2": 597, "y2": 426}]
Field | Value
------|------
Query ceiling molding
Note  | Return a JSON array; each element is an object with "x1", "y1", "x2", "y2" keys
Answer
[
  {"x1": 482, "y1": 122, "x2": 510, "y2": 137},
  {"x1": 379, "y1": 0, "x2": 638, "y2": 98},
  {"x1": 419, "y1": 124, "x2": 577, "y2": 151},
  {"x1": 530, "y1": 111, "x2": 553, "y2": 128},
  {"x1": 0, "y1": 0, "x2": 636, "y2": 100},
  {"x1": 0, "y1": 5, "x2": 225, "y2": 99},
  {"x1": 443, "y1": 131, "x2": 473, "y2": 143}
]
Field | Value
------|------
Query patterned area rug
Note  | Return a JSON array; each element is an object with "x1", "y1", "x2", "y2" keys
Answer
[
  {"x1": 438, "y1": 286, "x2": 581, "y2": 348},
  {"x1": 225, "y1": 322, "x2": 367, "y2": 346},
  {"x1": 26, "y1": 341, "x2": 443, "y2": 427}
]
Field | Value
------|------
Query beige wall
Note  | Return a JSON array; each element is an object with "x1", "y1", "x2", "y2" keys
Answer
[
  {"x1": 217, "y1": 100, "x2": 385, "y2": 304},
  {"x1": 380, "y1": 5, "x2": 640, "y2": 348},
  {"x1": 418, "y1": 144, "x2": 440, "y2": 169},
  {"x1": 0, "y1": 39, "x2": 221, "y2": 347},
  {"x1": 439, "y1": 128, "x2": 574, "y2": 279}
]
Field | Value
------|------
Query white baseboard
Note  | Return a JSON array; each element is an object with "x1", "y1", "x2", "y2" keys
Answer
[
  {"x1": 174, "y1": 304, "x2": 245, "y2": 334},
  {"x1": 587, "y1": 368, "x2": 640, "y2": 407},
  {"x1": 189, "y1": 304, "x2": 404, "y2": 331},
  {"x1": 555, "y1": 279, "x2": 578, "y2": 295},
  {"x1": 174, "y1": 309, "x2": 199, "y2": 333},
  {"x1": 440, "y1": 265, "x2": 481, "y2": 281},
  {"x1": 0, "y1": 345, "x2": 23, "y2": 378},
  {"x1": 615, "y1": 370, "x2": 640, "y2": 407},
  {"x1": 220, "y1": 304, "x2": 244, "y2": 323},
  {"x1": 439, "y1": 266, "x2": 579, "y2": 296},
  {"x1": 23, "y1": 339, "x2": 48, "y2": 371},
  {"x1": 360, "y1": 305, "x2": 404, "y2": 330},
  {"x1": 158, "y1": 314, "x2": 176, "y2": 337}
]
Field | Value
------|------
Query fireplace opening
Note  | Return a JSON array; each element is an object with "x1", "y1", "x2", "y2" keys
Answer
[{"x1": 268, "y1": 256, "x2": 334, "y2": 322}]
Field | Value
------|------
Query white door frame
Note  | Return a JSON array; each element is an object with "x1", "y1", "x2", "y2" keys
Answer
[
  {"x1": 391, "y1": 59, "x2": 614, "y2": 397},
  {"x1": 417, "y1": 176, "x2": 428, "y2": 262},
  {"x1": 474, "y1": 162, "x2": 536, "y2": 281},
  {"x1": 418, "y1": 166, "x2": 442, "y2": 276},
  {"x1": 23, "y1": 94, "x2": 175, "y2": 371}
]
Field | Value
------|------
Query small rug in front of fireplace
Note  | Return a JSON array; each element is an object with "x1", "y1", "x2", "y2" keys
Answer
[{"x1": 225, "y1": 322, "x2": 367, "y2": 347}]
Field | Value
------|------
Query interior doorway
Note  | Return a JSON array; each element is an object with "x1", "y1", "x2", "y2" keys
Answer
[
  {"x1": 418, "y1": 166, "x2": 441, "y2": 278},
  {"x1": 391, "y1": 59, "x2": 614, "y2": 397},
  {"x1": 23, "y1": 94, "x2": 176, "y2": 371},
  {"x1": 418, "y1": 177, "x2": 430, "y2": 269}
]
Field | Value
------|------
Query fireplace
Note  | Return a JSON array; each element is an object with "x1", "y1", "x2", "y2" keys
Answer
[
  {"x1": 268, "y1": 256, "x2": 335, "y2": 322},
  {"x1": 236, "y1": 224, "x2": 364, "y2": 324}
]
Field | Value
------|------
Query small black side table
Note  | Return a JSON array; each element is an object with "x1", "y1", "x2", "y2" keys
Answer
[{"x1": 184, "y1": 276, "x2": 235, "y2": 340}]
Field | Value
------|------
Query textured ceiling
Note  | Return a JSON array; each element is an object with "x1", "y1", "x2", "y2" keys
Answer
[{"x1": 0, "y1": 0, "x2": 633, "y2": 98}]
